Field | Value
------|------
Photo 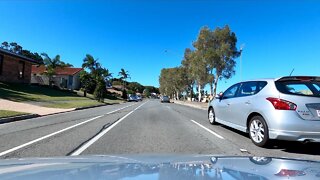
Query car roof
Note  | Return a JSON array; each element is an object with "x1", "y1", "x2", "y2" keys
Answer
[{"x1": 238, "y1": 76, "x2": 320, "y2": 83}]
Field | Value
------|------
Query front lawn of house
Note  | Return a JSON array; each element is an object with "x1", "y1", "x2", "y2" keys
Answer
[{"x1": 0, "y1": 82, "x2": 123, "y2": 109}]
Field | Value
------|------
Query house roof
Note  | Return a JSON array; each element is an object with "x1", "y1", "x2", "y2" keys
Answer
[
  {"x1": 32, "y1": 65, "x2": 83, "y2": 76},
  {"x1": 0, "y1": 48, "x2": 41, "y2": 64}
]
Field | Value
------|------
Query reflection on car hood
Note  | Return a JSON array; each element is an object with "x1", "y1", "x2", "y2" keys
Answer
[{"x1": 0, "y1": 155, "x2": 319, "y2": 179}]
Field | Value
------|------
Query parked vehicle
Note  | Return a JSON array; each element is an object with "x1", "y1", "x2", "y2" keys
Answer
[
  {"x1": 136, "y1": 95, "x2": 142, "y2": 101},
  {"x1": 127, "y1": 94, "x2": 138, "y2": 102},
  {"x1": 160, "y1": 96, "x2": 170, "y2": 103},
  {"x1": 208, "y1": 76, "x2": 320, "y2": 147}
]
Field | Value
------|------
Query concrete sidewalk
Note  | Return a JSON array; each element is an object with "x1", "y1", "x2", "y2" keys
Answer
[
  {"x1": 173, "y1": 100, "x2": 208, "y2": 110},
  {"x1": 0, "y1": 99, "x2": 75, "y2": 116}
]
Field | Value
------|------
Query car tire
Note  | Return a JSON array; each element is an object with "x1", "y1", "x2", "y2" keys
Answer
[
  {"x1": 249, "y1": 157, "x2": 272, "y2": 165},
  {"x1": 208, "y1": 107, "x2": 216, "y2": 125},
  {"x1": 249, "y1": 115, "x2": 269, "y2": 147}
]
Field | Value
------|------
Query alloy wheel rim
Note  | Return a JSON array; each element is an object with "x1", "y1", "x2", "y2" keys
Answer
[
  {"x1": 209, "y1": 110, "x2": 214, "y2": 123},
  {"x1": 250, "y1": 119, "x2": 265, "y2": 143}
]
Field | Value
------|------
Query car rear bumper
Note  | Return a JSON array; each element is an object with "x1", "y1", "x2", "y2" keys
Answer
[
  {"x1": 264, "y1": 110, "x2": 320, "y2": 142},
  {"x1": 269, "y1": 129, "x2": 320, "y2": 142}
]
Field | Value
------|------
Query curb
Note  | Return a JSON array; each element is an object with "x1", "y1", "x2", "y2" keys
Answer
[
  {"x1": 0, "y1": 114, "x2": 40, "y2": 124},
  {"x1": 74, "y1": 104, "x2": 108, "y2": 110},
  {"x1": 173, "y1": 101, "x2": 208, "y2": 110}
]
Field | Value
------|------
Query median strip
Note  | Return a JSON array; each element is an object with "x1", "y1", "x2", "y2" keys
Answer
[
  {"x1": 0, "y1": 103, "x2": 137, "y2": 157},
  {"x1": 70, "y1": 101, "x2": 148, "y2": 156},
  {"x1": 190, "y1": 120, "x2": 224, "y2": 139}
]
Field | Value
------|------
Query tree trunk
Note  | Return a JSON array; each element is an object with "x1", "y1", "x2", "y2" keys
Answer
[
  {"x1": 84, "y1": 90, "x2": 87, "y2": 97},
  {"x1": 209, "y1": 82, "x2": 213, "y2": 96},
  {"x1": 190, "y1": 84, "x2": 194, "y2": 99},
  {"x1": 213, "y1": 78, "x2": 219, "y2": 98},
  {"x1": 198, "y1": 84, "x2": 201, "y2": 102},
  {"x1": 176, "y1": 91, "x2": 179, "y2": 100},
  {"x1": 209, "y1": 69, "x2": 213, "y2": 96}
]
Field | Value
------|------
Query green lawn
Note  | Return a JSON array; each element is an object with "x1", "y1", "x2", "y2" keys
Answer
[
  {"x1": 0, "y1": 82, "x2": 123, "y2": 109},
  {"x1": 0, "y1": 110, "x2": 29, "y2": 118}
]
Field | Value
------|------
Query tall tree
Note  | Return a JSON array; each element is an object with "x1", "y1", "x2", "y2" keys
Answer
[
  {"x1": 209, "y1": 25, "x2": 240, "y2": 97},
  {"x1": 82, "y1": 54, "x2": 101, "y2": 79},
  {"x1": 181, "y1": 48, "x2": 195, "y2": 99},
  {"x1": 189, "y1": 50, "x2": 210, "y2": 101},
  {"x1": 81, "y1": 54, "x2": 111, "y2": 102},
  {"x1": 192, "y1": 25, "x2": 240, "y2": 97},
  {"x1": 118, "y1": 68, "x2": 130, "y2": 90}
]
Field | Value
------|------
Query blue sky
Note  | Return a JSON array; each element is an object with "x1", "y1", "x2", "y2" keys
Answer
[{"x1": 1, "y1": 0, "x2": 320, "y2": 92}]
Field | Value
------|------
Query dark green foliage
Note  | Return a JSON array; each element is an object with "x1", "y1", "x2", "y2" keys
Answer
[
  {"x1": 122, "y1": 89, "x2": 128, "y2": 99},
  {"x1": 127, "y1": 82, "x2": 144, "y2": 93},
  {"x1": 80, "y1": 71, "x2": 96, "y2": 94},
  {"x1": 94, "y1": 79, "x2": 106, "y2": 102}
]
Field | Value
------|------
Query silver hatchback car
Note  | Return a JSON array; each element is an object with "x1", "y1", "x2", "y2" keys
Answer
[{"x1": 208, "y1": 76, "x2": 320, "y2": 147}]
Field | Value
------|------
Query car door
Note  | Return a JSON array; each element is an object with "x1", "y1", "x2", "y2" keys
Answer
[
  {"x1": 227, "y1": 81, "x2": 259, "y2": 130},
  {"x1": 215, "y1": 83, "x2": 240, "y2": 123}
]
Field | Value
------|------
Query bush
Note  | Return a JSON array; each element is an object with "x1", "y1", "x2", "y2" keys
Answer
[
  {"x1": 122, "y1": 89, "x2": 128, "y2": 99},
  {"x1": 93, "y1": 80, "x2": 106, "y2": 102}
]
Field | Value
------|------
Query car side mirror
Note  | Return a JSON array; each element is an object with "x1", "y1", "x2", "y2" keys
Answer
[{"x1": 219, "y1": 95, "x2": 223, "y2": 100}]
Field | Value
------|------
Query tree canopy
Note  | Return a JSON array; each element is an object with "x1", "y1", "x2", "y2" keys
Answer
[
  {"x1": 1, "y1": 41, "x2": 44, "y2": 63},
  {"x1": 159, "y1": 25, "x2": 240, "y2": 101}
]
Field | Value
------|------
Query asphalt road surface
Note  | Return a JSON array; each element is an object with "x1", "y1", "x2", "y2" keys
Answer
[{"x1": 0, "y1": 99, "x2": 319, "y2": 161}]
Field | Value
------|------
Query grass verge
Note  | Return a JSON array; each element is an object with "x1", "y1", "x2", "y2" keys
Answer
[
  {"x1": 0, "y1": 83, "x2": 123, "y2": 109},
  {"x1": 0, "y1": 110, "x2": 29, "y2": 118}
]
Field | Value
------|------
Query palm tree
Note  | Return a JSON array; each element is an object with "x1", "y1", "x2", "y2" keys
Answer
[
  {"x1": 82, "y1": 54, "x2": 100, "y2": 78},
  {"x1": 118, "y1": 68, "x2": 130, "y2": 90},
  {"x1": 101, "y1": 68, "x2": 113, "y2": 81},
  {"x1": 41, "y1": 53, "x2": 70, "y2": 86}
]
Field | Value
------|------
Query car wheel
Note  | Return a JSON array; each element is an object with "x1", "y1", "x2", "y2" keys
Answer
[
  {"x1": 249, "y1": 157, "x2": 272, "y2": 165},
  {"x1": 249, "y1": 115, "x2": 269, "y2": 147},
  {"x1": 208, "y1": 107, "x2": 216, "y2": 125}
]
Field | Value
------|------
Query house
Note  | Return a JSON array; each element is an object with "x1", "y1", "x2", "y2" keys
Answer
[
  {"x1": 31, "y1": 65, "x2": 83, "y2": 90},
  {"x1": 0, "y1": 48, "x2": 40, "y2": 83}
]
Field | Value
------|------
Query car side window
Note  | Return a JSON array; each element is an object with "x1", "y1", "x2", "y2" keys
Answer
[
  {"x1": 238, "y1": 82, "x2": 258, "y2": 97},
  {"x1": 257, "y1": 81, "x2": 267, "y2": 92},
  {"x1": 223, "y1": 84, "x2": 240, "y2": 99}
]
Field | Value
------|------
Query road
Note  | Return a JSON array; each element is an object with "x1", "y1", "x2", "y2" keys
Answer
[{"x1": 0, "y1": 99, "x2": 319, "y2": 161}]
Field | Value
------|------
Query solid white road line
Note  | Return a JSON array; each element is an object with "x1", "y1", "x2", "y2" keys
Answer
[
  {"x1": 70, "y1": 101, "x2": 148, "y2": 156},
  {"x1": 190, "y1": 120, "x2": 224, "y2": 139},
  {"x1": 0, "y1": 103, "x2": 137, "y2": 157}
]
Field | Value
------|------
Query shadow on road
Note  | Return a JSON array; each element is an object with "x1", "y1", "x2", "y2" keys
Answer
[
  {"x1": 267, "y1": 140, "x2": 320, "y2": 156},
  {"x1": 218, "y1": 124, "x2": 320, "y2": 156}
]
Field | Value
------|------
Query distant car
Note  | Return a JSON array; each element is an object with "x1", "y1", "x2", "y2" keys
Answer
[
  {"x1": 127, "y1": 94, "x2": 138, "y2": 102},
  {"x1": 136, "y1": 95, "x2": 142, "y2": 101},
  {"x1": 208, "y1": 76, "x2": 320, "y2": 147},
  {"x1": 161, "y1": 96, "x2": 170, "y2": 103}
]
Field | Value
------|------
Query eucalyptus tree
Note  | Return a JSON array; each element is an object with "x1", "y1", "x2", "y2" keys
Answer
[{"x1": 193, "y1": 25, "x2": 240, "y2": 97}]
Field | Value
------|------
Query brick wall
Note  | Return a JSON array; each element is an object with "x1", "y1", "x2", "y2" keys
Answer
[{"x1": 0, "y1": 54, "x2": 32, "y2": 83}]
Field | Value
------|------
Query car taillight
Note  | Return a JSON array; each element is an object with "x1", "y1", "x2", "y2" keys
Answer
[
  {"x1": 275, "y1": 169, "x2": 306, "y2": 177},
  {"x1": 266, "y1": 97, "x2": 297, "y2": 110}
]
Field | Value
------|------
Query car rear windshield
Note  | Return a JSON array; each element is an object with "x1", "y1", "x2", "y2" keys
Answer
[{"x1": 275, "y1": 80, "x2": 320, "y2": 97}]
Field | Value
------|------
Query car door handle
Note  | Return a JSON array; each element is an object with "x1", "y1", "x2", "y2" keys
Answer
[
  {"x1": 227, "y1": 103, "x2": 231, "y2": 106},
  {"x1": 245, "y1": 101, "x2": 251, "y2": 105}
]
